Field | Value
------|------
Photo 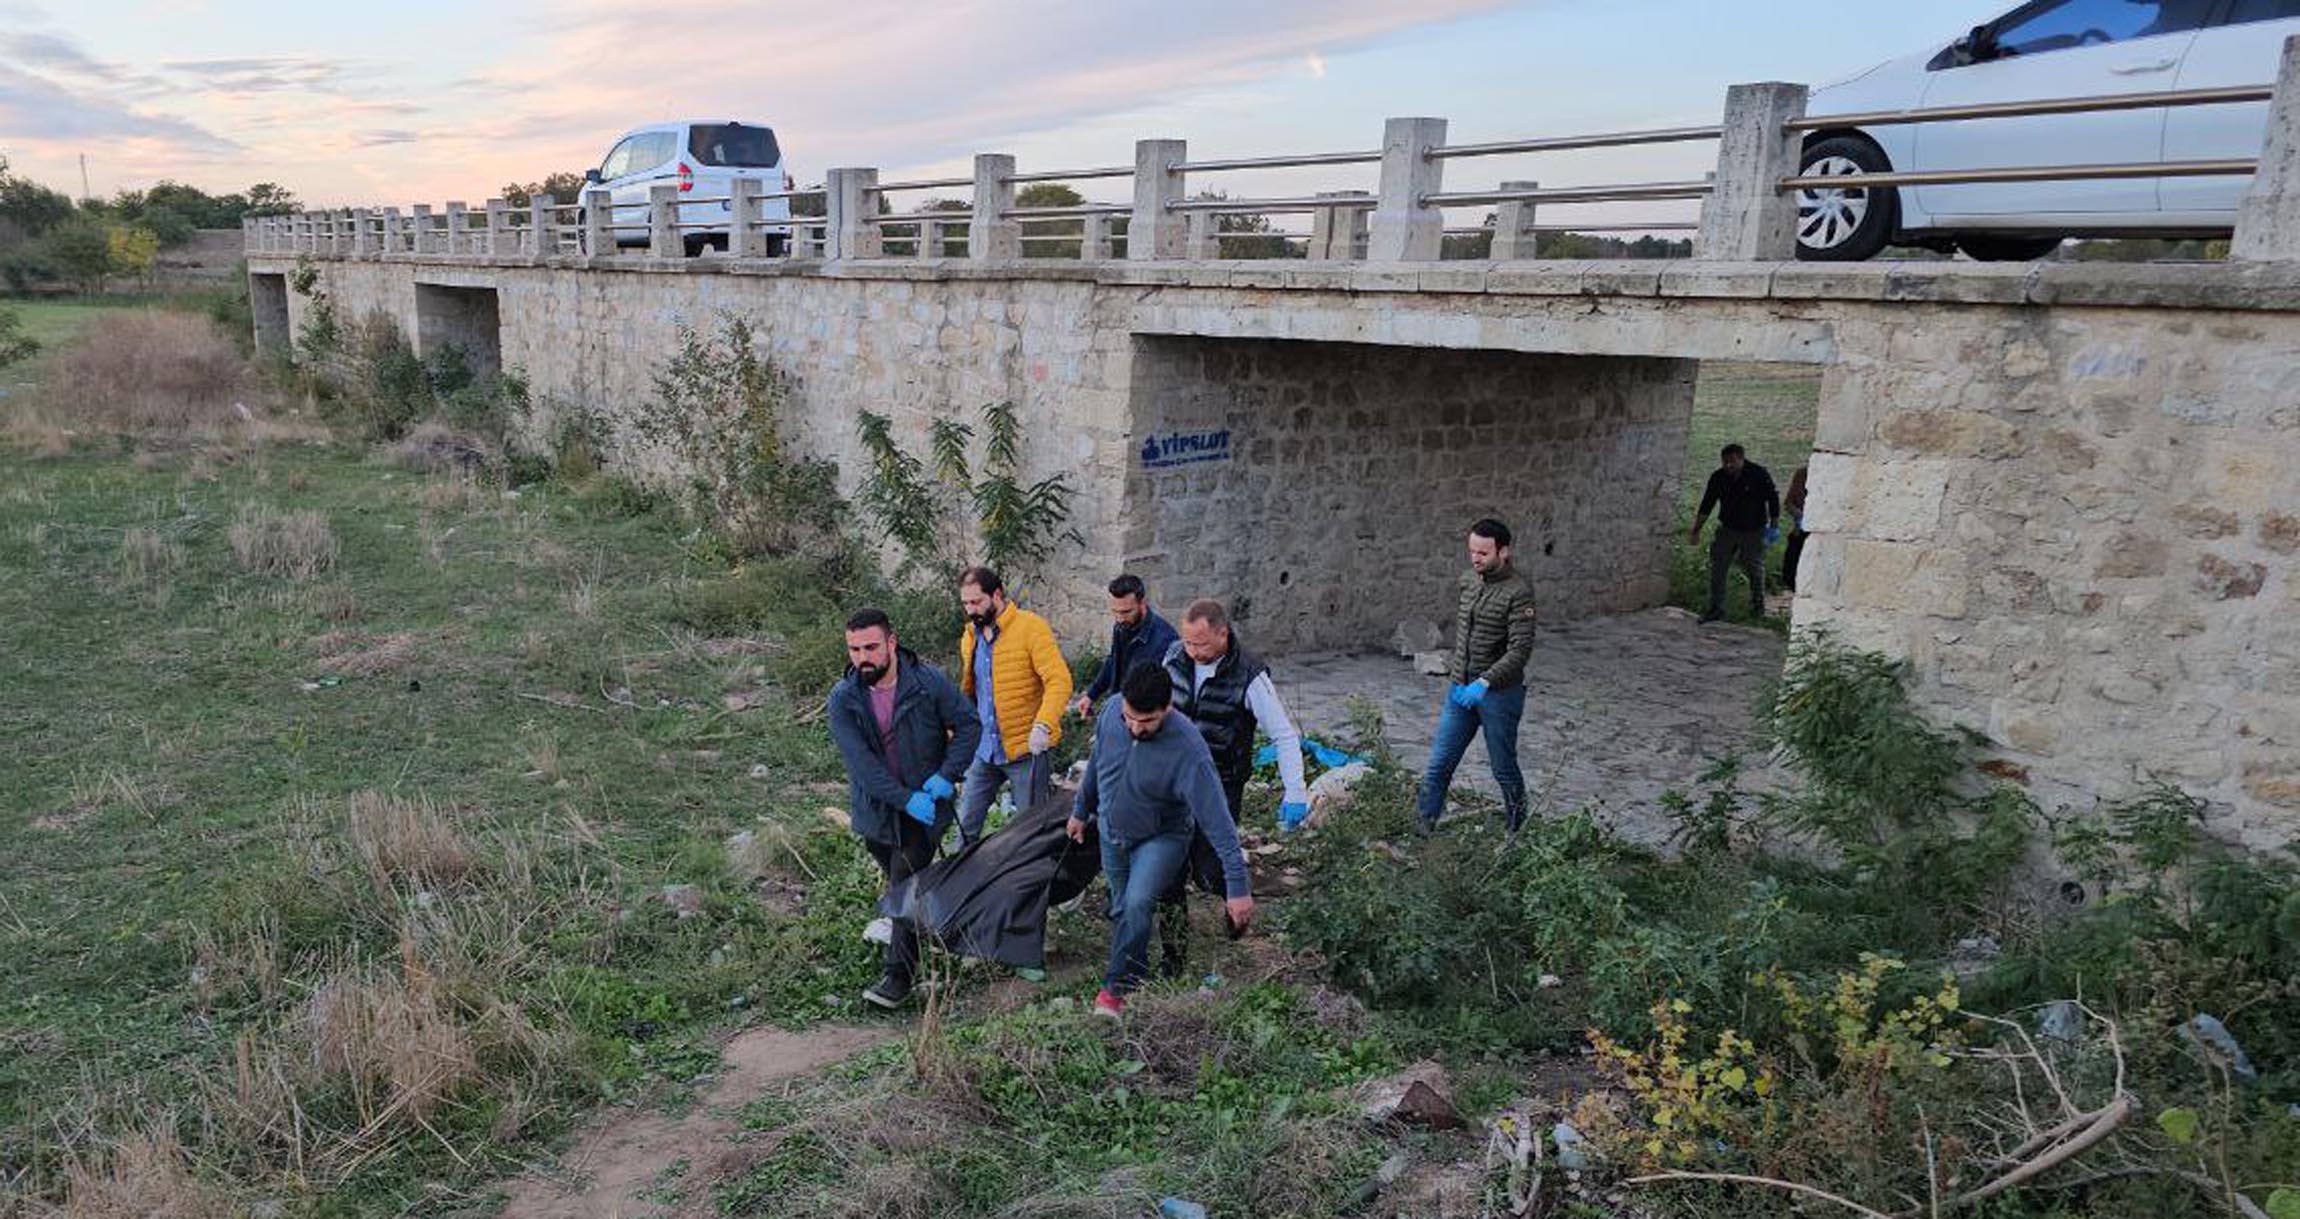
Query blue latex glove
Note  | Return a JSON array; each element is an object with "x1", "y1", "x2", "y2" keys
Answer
[
  {"x1": 1450, "y1": 679, "x2": 1489, "y2": 708},
  {"x1": 903, "y1": 790, "x2": 937, "y2": 826},
  {"x1": 1446, "y1": 683, "x2": 1469, "y2": 708},
  {"x1": 922, "y1": 773, "x2": 955, "y2": 801},
  {"x1": 1765, "y1": 524, "x2": 1782, "y2": 546},
  {"x1": 1278, "y1": 801, "x2": 1310, "y2": 832}
]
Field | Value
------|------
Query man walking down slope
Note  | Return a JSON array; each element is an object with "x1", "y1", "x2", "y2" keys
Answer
[{"x1": 955, "y1": 565, "x2": 1073, "y2": 850}]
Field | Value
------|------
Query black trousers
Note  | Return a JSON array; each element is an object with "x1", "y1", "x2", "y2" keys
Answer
[
  {"x1": 1707, "y1": 527, "x2": 1768, "y2": 615},
  {"x1": 864, "y1": 813, "x2": 939, "y2": 984},
  {"x1": 1781, "y1": 528, "x2": 1809, "y2": 593},
  {"x1": 1155, "y1": 772, "x2": 1248, "y2": 973}
]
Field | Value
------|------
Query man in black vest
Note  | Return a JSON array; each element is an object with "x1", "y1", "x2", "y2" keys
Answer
[{"x1": 1155, "y1": 597, "x2": 1310, "y2": 976}]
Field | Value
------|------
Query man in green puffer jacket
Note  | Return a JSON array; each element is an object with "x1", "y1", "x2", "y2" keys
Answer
[{"x1": 1416, "y1": 517, "x2": 1537, "y2": 832}]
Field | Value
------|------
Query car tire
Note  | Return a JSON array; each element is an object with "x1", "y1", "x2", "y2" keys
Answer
[
  {"x1": 1795, "y1": 135, "x2": 1897, "y2": 262},
  {"x1": 1953, "y1": 235, "x2": 2063, "y2": 262}
]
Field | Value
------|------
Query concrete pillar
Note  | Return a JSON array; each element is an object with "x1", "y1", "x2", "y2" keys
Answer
[
  {"x1": 442, "y1": 201, "x2": 468, "y2": 255},
  {"x1": 1309, "y1": 190, "x2": 1370, "y2": 260},
  {"x1": 827, "y1": 167, "x2": 882, "y2": 260},
  {"x1": 1082, "y1": 212, "x2": 1113, "y2": 260},
  {"x1": 316, "y1": 210, "x2": 336, "y2": 257},
  {"x1": 730, "y1": 178, "x2": 766, "y2": 257},
  {"x1": 349, "y1": 208, "x2": 375, "y2": 257},
  {"x1": 484, "y1": 198, "x2": 508, "y2": 257},
  {"x1": 1491, "y1": 180, "x2": 1540, "y2": 260},
  {"x1": 917, "y1": 217, "x2": 938, "y2": 258},
  {"x1": 529, "y1": 194, "x2": 558, "y2": 258},
  {"x1": 2233, "y1": 34, "x2": 2300, "y2": 261},
  {"x1": 410, "y1": 205, "x2": 435, "y2": 255},
  {"x1": 1186, "y1": 208, "x2": 1219, "y2": 259},
  {"x1": 1368, "y1": 117, "x2": 1447, "y2": 262},
  {"x1": 969, "y1": 153, "x2": 1021, "y2": 261},
  {"x1": 648, "y1": 184, "x2": 680, "y2": 258},
  {"x1": 1695, "y1": 81, "x2": 1808, "y2": 261},
  {"x1": 583, "y1": 188, "x2": 612, "y2": 257},
  {"x1": 378, "y1": 208, "x2": 401, "y2": 254},
  {"x1": 1130, "y1": 138, "x2": 1187, "y2": 260}
]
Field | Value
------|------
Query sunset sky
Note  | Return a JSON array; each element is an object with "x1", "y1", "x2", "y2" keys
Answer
[{"x1": 4, "y1": 0, "x2": 2005, "y2": 224}]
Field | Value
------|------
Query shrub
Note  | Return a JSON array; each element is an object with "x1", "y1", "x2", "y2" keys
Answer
[
  {"x1": 228, "y1": 502, "x2": 338, "y2": 580},
  {"x1": 0, "y1": 306, "x2": 37, "y2": 369},
  {"x1": 16, "y1": 311, "x2": 252, "y2": 437}
]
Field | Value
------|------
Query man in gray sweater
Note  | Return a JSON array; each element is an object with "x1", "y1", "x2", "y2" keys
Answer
[{"x1": 1066, "y1": 665, "x2": 1255, "y2": 1018}]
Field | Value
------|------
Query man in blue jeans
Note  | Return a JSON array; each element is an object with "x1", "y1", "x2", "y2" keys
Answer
[
  {"x1": 1417, "y1": 517, "x2": 1538, "y2": 832},
  {"x1": 1066, "y1": 665, "x2": 1255, "y2": 1018}
]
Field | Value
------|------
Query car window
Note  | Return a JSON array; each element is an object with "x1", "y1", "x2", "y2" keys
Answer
[
  {"x1": 688, "y1": 124, "x2": 781, "y2": 168},
  {"x1": 598, "y1": 137, "x2": 637, "y2": 181},
  {"x1": 630, "y1": 132, "x2": 677, "y2": 172},
  {"x1": 1994, "y1": 0, "x2": 2217, "y2": 55},
  {"x1": 2221, "y1": 0, "x2": 2300, "y2": 23}
]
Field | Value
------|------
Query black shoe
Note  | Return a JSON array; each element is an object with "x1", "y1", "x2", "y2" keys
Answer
[
  {"x1": 1697, "y1": 609, "x2": 1723, "y2": 624},
  {"x1": 861, "y1": 974, "x2": 913, "y2": 1009}
]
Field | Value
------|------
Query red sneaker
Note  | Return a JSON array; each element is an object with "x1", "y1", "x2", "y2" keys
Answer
[{"x1": 1091, "y1": 988, "x2": 1124, "y2": 1019}]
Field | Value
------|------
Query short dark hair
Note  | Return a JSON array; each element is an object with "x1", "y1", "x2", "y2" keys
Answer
[
  {"x1": 1469, "y1": 517, "x2": 1512, "y2": 548},
  {"x1": 1107, "y1": 573, "x2": 1146, "y2": 600},
  {"x1": 1721, "y1": 444, "x2": 1745, "y2": 459},
  {"x1": 958, "y1": 565, "x2": 1003, "y2": 596},
  {"x1": 844, "y1": 607, "x2": 893, "y2": 635},
  {"x1": 1121, "y1": 664, "x2": 1173, "y2": 712},
  {"x1": 1181, "y1": 597, "x2": 1227, "y2": 629}
]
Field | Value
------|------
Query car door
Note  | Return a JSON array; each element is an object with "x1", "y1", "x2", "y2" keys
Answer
[
  {"x1": 610, "y1": 131, "x2": 675, "y2": 235},
  {"x1": 2162, "y1": 0, "x2": 2300, "y2": 215},
  {"x1": 1913, "y1": 0, "x2": 2217, "y2": 220}
]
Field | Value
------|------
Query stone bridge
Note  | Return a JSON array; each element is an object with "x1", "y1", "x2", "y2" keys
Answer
[{"x1": 244, "y1": 51, "x2": 2300, "y2": 846}]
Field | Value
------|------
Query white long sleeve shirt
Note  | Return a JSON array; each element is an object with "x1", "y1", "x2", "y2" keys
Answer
[{"x1": 1189, "y1": 662, "x2": 1310, "y2": 807}]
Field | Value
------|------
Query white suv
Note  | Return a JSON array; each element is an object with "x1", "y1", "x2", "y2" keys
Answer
[
  {"x1": 583, "y1": 121, "x2": 794, "y2": 255},
  {"x1": 1798, "y1": 0, "x2": 2300, "y2": 260}
]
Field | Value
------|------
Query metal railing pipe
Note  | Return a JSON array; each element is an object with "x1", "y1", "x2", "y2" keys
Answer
[
  {"x1": 1429, "y1": 124, "x2": 1724, "y2": 158},
  {"x1": 875, "y1": 175, "x2": 973, "y2": 191},
  {"x1": 1786, "y1": 84, "x2": 2275, "y2": 131},
  {"x1": 1170, "y1": 149, "x2": 1382, "y2": 173},
  {"x1": 1003, "y1": 165, "x2": 1135, "y2": 183},
  {"x1": 1778, "y1": 157, "x2": 2256, "y2": 191},
  {"x1": 1422, "y1": 180, "x2": 1713, "y2": 207}
]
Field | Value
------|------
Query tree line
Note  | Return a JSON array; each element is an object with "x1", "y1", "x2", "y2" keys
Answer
[{"x1": 0, "y1": 158, "x2": 297, "y2": 295}]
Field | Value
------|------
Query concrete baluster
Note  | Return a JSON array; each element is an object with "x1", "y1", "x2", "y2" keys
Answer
[
  {"x1": 411, "y1": 205, "x2": 436, "y2": 255},
  {"x1": 1130, "y1": 139, "x2": 1186, "y2": 260},
  {"x1": 1186, "y1": 208, "x2": 1219, "y2": 260},
  {"x1": 530, "y1": 194, "x2": 558, "y2": 258},
  {"x1": 583, "y1": 188, "x2": 612, "y2": 258},
  {"x1": 484, "y1": 198, "x2": 508, "y2": 257},
  {"x1": 731, "y1": 178, "x2": 766, "y2": 258},
  {"x1": 1368, "y1": 117, "x2": 1447, "y2": 262},
  {"x1": 1082, "y1": 212, "x2": 1113, "y2": 260},
  {"x1": 970, "y1": 153, "x2": 1020, "y2": 261},
  {"x1": 1491, "y1": 180, "x2": 1540, "y2": 261},
  {"x1": 648, "y1": 184, "x2": 680, "y2": 258},
  {"x1": 1310, "y1": 190, "x2": 1371, "y2": 261},
  {"x1": 1695, "y1": 82, "x2": 1808, "y2": 261},
  {"x1": 2233, "y1": 34, "x2": 2300, "y2": 261},
  {"x1": 827, "y1": 168, "x2": 882, "y2": 260},
  {"x1": 442, "y1": 201, "x2": 468, "y2": 256}
]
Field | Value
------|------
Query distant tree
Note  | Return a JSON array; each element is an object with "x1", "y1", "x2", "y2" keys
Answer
[
  {"x1": 0, "y1": 307, "x2": 37, "y2": 368},
  {"x1": 502, "y1": 171, "x2": 588, "y2": 208},
  {"x1": 1441, "y1": 213, "x2": 1495, "y2": 259},
  {"x1": 243, "y1": 183, "x2": 299, "y2": 216},
  {"x1": 916, "y1": 196, "x2": 971, "y2": 256},
  {"x1": 1190, "y1": 190, "x2": 1298, "y2": 259},
  {"x1": 0, "y1": 174, "x2": 74, "y2": 240},
  {"x1": 1017, "y1": 182, "x2": 1085, "y2": 259},
  {"x1": 107, "y1": 225, "x2": 159, "y2": 286},
  {"x1": 42, "y1": 216, "x2": 115, "y2": 294}
]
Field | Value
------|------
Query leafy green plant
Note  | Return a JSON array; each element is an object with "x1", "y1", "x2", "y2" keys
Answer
[
  {"x1": 971, "y1": 400, "x2": 1079, "y2": 579},
  {"x1": 854, "y1": 410, "x2": 940, "y2": 569},
  {"x1": 0, "y1": 307, "x2": 38, "y2": 369}
]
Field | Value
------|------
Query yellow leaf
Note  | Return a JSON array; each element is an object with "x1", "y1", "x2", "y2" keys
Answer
[
  {"x1": 1670, "y1": 999, "x2": 1692, "y2": 1014},
  {"x1": 1719, "y1": 1066, "x2": 1747, "y2": 1090}
]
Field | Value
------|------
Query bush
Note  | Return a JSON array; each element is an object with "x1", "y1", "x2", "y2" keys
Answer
[{"x1": 6, "y1": 311, "x2": 263, "y2": 449}]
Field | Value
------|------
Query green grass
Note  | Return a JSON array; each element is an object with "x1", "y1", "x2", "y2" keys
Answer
[{"x1": 1670, "y1": 361, "x2": 1822, "y2": 624}]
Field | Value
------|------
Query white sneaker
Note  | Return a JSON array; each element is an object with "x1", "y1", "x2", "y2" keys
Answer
[{"x1": 863, "y1": 917, "x2": 893, "y2": 945}]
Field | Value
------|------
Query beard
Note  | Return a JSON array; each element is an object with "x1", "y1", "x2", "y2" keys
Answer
[
  {"x1": 969, "y1": 609, "x2": 999, "y2": 629},
  {"x1": 854, "y1": 661, "x2": 887, "y2": 685}
]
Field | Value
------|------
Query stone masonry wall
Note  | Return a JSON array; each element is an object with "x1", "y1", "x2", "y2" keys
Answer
[
  {"x1": 1798, "y1": 305, "x2": 2300, "y2": 850},
  {"x1": 1123, "y1": 337, "x2": 1694, "y2": 651}
]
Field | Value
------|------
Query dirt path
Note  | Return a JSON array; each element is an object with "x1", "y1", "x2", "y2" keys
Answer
[{"x1": 496, "y1": 1024, "x2": 894, "y2": 1219}]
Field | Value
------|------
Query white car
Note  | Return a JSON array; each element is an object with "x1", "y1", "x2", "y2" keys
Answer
[
  {"x1": 1798, "y1": 0, "x2": 2300, "y2": 260},
  {"x1": 583, "y1": 121, "x2": 794, "y2": 255}
]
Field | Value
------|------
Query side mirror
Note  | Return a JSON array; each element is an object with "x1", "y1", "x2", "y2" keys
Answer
[{"x1": 584, "y1": 168, "x2": 603, "y2": 184}]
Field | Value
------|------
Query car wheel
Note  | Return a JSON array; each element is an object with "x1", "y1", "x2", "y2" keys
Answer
[
  {"x1": 1953, "y1": 235, "x2": 2063, "y2": 262},
  {"x1": 1795, "y1": 135, "x2": 1897, "y2": 262}
]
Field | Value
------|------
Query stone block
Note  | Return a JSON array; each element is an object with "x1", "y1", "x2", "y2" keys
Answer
[
  {"x1": 2092, "y1": 529, "x2": 2169, "y2": 579},
  {"x1": 1877, "y1": 409, "x2": 2018, "y2": 459},
  {"x1": 1860, "y1": 459, "x2": 1953, "y2": 542},
  {"x1": 1839, "y1": 540, "x2": 1968, "y2": 619},
  {"x1": 1801, "y1": 451, "x2": 1858, "y2": 533},
  {"x1": 2195, "y1": 552, "x2": 2268, "y2": 600}
]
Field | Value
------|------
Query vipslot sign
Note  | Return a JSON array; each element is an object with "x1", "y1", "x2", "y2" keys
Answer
[{"x1": 1139, "y1": 429, "x2": 1233, "y2": 468}]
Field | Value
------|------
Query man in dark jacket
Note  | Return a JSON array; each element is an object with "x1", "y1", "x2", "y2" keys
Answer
[
  {"x1": 1066, "y1": 665, "x2": 1254, "y2": 1018},
  {"x1": 826, "y1": 607, "x2": 981, "y2": 1009},
  {"x1": 1688, "y1": 443, "x2": 1780, "y2": 623},
  {"x1": 1156, "y1": 597, "x2": 1310, "y2": 976},
  {"x1": 1417, "y1": 518, "x2": 1538, "y2": 832},
  {"x1": 1069, "y1": 573, "x2": 1179, "y2": 722}
]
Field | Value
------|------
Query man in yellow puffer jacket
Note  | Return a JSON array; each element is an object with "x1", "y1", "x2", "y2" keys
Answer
[{"x1": 954, "y1": 565, "x2": 1073, "y2": 849}]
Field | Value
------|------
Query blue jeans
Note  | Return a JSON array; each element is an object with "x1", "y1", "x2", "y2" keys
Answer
[
  {"x1": 1098, "y1": 825, "x2": 1192, "y2": 995},
  {"x1": 1415, "y1": 682, "x2": 1528, "y2": 829},
  {"x1": 957, "y1": 753, "x2": 1051, "y2": 847}
]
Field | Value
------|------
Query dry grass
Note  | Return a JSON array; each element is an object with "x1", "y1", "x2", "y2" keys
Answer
[
  {"x1": 228, "y1": 502, "x2": 338, "y2": 580},
  {"x1": 7, "y1": 312, "x2": 255, "y2": 448},
  {"x1": 344, "y1": 790, "x2": 476, "y2": 892},
  {"x1": 417, "y1": 474, "x2": 491, "y2": 515},
  {"x1": 54, "y1": 1127, "x2": 236, "y2": 1219},
  {"x1": 563, "y1": 574, "x2": 599, "y2": 619},
  {"x1": 116, "y1": 526, "x2": 186, "y2": 587},
  {"x1": 302, "y1": 583, "x2": 362, "y2": 624},
  {"x1": 303, "y1": 963, "x2": 481, "y2": 1124},
  {"x1": 390, "y1": 422, "x2": 499, "y2": 475},
  {"x1": 309, "y1": 631, "x2": 419, "y2": 679}
]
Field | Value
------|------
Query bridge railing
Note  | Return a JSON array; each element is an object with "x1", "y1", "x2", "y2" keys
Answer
[{"x1": 246, "y1": 33, "x2": 2300, "y2": 265}]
